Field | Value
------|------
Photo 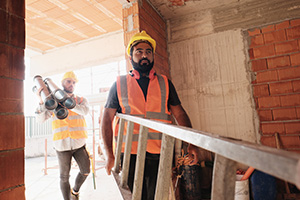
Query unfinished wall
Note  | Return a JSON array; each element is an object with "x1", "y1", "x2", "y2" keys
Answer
[
  {"x1": 122, "y1": 0, "x2": 169, "y2": 77},
  {"x1": 248, "y1": 19, "x2": 300, "y2": 152},
  {"x1": 166, "y1": 0, "x2": 300, "y2": 143},
  {"x1": 169, "y1": 30, "x2": 256, "y2": 142},
  {"x1": 0, "y1": 0, "x2": 25, "y2": 199}
]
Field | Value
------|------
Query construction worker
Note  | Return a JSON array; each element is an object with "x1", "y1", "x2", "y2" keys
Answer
[
  {"x1": 101, "y1": 31, "x2": 199, "y2": 200},
  {"x1": 35, "y1": 71, "x2": 90, "y2": 200}
]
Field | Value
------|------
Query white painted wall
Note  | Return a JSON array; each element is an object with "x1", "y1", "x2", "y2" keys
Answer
[
  {"x1": 29, "y1": 31, "x2": 125, "y2": 77},
  {"x1": 169, "y1": 30, "x2": 257, "y2": 143}
]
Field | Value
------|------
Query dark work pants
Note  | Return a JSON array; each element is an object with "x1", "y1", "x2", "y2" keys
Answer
[
  {"x1": 121, "y1": 152, "x2": 160, "y2": 200},
  {"x1": 56, "y1": 145, "x2": 90, "y2": 200}
]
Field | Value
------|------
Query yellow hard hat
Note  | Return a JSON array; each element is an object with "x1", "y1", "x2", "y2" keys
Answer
[
  {"x1": 62, "y1": 71, "x2": 78, "y2": 83},
  {"x1": 127, "y1": 30, "x2": 156, "y2": 56}
]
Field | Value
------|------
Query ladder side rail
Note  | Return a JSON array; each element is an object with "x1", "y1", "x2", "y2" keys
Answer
[{"x1": 116, "y1": 113, "x2": 300, "y2": 189}]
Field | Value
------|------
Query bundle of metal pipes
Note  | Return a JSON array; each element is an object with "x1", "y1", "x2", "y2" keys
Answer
[{"x1": 33, "y1": 75, "x2": 76, "y2": 119}]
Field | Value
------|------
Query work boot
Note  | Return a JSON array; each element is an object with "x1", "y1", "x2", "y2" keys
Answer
[{"x1": 70, "y1": 189, "x2": 79, "y2": 200}]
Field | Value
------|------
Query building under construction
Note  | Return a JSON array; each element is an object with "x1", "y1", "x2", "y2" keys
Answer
[{"x1": 1, "y1": 0, "x2": 300, "y2": 199}]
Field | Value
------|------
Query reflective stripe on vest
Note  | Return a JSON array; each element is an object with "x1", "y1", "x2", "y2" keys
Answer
[
  {"x1": 115, "y1": 73, "x2": 172, "y2": 154},
  {"x1": 52, "y1": 97, "x2": 87, "y2": 141}
]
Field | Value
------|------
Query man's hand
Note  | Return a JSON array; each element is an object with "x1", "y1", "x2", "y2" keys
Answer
[
  {"x1": 105, "y1": 154, "x2": 115, "y2": 175},
  {"x1": 37, "y1": 87, "x2": 44, "y2": 104},
  {"x1": 188, "y1": 144, "x2": 199, "y2": 165}
]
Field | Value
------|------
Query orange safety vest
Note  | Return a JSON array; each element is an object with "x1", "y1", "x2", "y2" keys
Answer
[
  {"x1": 52, "y1": 97, "x2": 88, "y2": 141},
  {"x1": 115, "y1": 73, "x2": 172, "y2": 154}
]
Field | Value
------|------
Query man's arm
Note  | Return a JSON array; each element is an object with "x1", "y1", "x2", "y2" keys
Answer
[
  {"x1": 72, "y1": 96, "x2": 89, "y2": 116},
  {"x1": 169, "y1": 104, "x2": 199, "y2": 164},
  {"x1": 101, "y1": 107, "x2": 117, "y2": 175}
]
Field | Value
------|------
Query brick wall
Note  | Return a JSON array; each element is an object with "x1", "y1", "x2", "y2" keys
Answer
[
  {"x1": 123, "y1": 0, "x2": 169, "y2": 78},
  {"x1": 0, "y1": 0, "x2": 25, "y2": 199},
  {"x1": 249, "y1": 19, "x2": 300, "y2": 152}
]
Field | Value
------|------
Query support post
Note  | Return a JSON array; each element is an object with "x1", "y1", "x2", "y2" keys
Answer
[
  {"x1": 155, "y1": 134, "x2": 175, "y2": 200},
  {"x1": 132, "y1": 125, "x2": 148, "y2": 200},
  {"x1": 121, "y1": 121, "x2": 134, "y2": 188},
  {"x1": 211, "y1": 154, "x2": 237, "y2": 200},
  {"x1": 114, "y1": 118, "x2": 125, "y2": 173}
]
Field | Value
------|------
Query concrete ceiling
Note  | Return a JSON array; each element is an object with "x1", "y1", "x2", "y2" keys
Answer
[
  {"x1": 25, "y1": 0, "x2": 237, "y2": 55},
  {"x1": 26, "y1": 0, "x2": 123, "y2": 54}
]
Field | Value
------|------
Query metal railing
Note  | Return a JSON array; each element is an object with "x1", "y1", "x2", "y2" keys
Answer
[
  {"x1": 25, "y1": 116, "x2": 52, "y2": 138},
  {"x1": 112, "y1": 113, "x2": 300, "y2": 200}
]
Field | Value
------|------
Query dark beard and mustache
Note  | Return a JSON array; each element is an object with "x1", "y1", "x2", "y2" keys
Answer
[{"x1": 131, "y1": 58, "x2": 154, "y2": 74}]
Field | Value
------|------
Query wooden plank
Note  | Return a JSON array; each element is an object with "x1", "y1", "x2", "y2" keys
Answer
[
  {"x1": 211, "y1": 154, "x2": 237, "y2": 200},
  {"x1": 114, "y1": 118, "x2": 125, "y2": 174},
  {"x1": 132, "y1": 125, "x2": 148, "y2": 200},
  {"x1": 121, "y1": 121, "x2": 134, "y2": 188},
  {"x1": 116, "y1": 113, "x2": 300, "y2": 188},
  {"x1": 155, "y1": 134, "x2": 175, "y2": 200}
]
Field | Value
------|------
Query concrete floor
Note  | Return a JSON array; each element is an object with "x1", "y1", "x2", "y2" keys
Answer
[{"x1": 25, "y1": 156, "x2": 123, "y2": 200}]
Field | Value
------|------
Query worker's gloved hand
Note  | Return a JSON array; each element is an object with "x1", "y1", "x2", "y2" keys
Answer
[{"x1": 187, "y1": 144, "x2": 199, "y2": 165}]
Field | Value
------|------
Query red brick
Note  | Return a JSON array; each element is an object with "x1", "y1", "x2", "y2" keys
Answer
[
  {"x1": 253, "y1": 84, "x2": 269, "y2": 97},
  {"x1": 0, "y1": 0, "x2": 6, "y2": 10},
  {"x1": 286, "y1": 26, "x2": 300, "y2": 40},
  {"x1": 0, "y1": 43, "x2": 10, "y2": 77},
  {"x1": 290, "y1": 52, "x2": 300, "y2": 66},
  {"x1": 291, "y1": 19, "x2": 300, "y2": 27},
  {"x1": 0, "y1": 10, "x2": 7, "y2": 43},
  {"x1": 292, "y1": 80, "x2": 300, "y2": 92},
  {"x1": 256, "y1": 70, "x2": 278, "y2": 83},
  {"x1": 279, "y1": 135, "x2": 300, "y2": 149},
  {"x1": 261, "y1": 25, "x2": 275, "y2": 33},
  {"x1": 261, "y1": 123, "x2": 285, "y2": 135},
  {"x1": 258, "y1": 96, "x2": 281, "y2": 108},
  {"x1": 0, "y1": 185, "x2": 25, "y2": 200},
  {"x1": 285, "y1": 122, "x2": 300, "y2": 134},
  {"x1": 0, "y1": 150, "x2": 24, "y2": 190},
  {"x1": 275, "y1": 40, "x2": 299, "y2": 55},
  {"x1": 263, "y1": 29, "x2": 287, "y2": 44},
  {"x1": 267, "y1": 55, "x2": 290, "y2": 69},
  {"x1": 9, "y1": 47, "x2": 25, "y2": 80},
  {"x1": 248, "y1": 28, "x2": 261, "y2": 36},
  {"x1": 250, "y1": 34, "x2": 264, "y2": 47},
  {"x1": 0, "y1": 99, "x2": 23, "y2": 113},
  {"x1": 0, "y1": 115, "x2": 24, "y2": 150},
  {"x1": 251, "y1": 59, "x2": 267, "y2": 72},
  {"x1": 272, "y1": 108, "x2": 297, "y2": 121},
  {"x1": 8, "y1": 14, "x2": 25, "y2": 48},
  {"x1": 296, "y1": 107, "x2": 300, "y2": 118},
  {"x1": 253, "y1": 44, "x2": 275, "y2": 59},
  {"x1": 141, "y1": 0, "x2": 166, "y2": 31},
  {"x1": 260, "y1": 136, "x2": 276, "y2": 148},
  {"x1": 248, "y1": 48, "x2": 254, "y2": 60},
  {"x1": 0, "y1": 78, "x2": 23, "y2": 99},
  {"x1": 258, "y1": 110, "x2": 273, "y2": 121},
  {"x1": 275, "y1": 21, "x2": 290, "y2": 30},
  {"x1": 277, "y1": 67, "x2": 300, "y2": 80},
  {"x1": 269, "y1": 81, "x2": 293, "y2": 95},
  {"x1": 8, "y1": 0, "x2": 25, "y2": 18},
  {"x1": 280, "y1": 94, "x2": 300, "y2": 107}
]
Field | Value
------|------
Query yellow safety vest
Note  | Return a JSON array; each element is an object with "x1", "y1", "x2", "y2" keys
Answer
[{"x1": 52, "y1": 97, "x2": 87, "y2": 141}]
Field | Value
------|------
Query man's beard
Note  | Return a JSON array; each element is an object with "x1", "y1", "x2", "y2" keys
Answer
[
  {"x1": 131, "y1": 58, "x2": 154, "y2": 73},
  {"x1": 64, "y1": 88, "x2": 73, "y2": 94}
]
